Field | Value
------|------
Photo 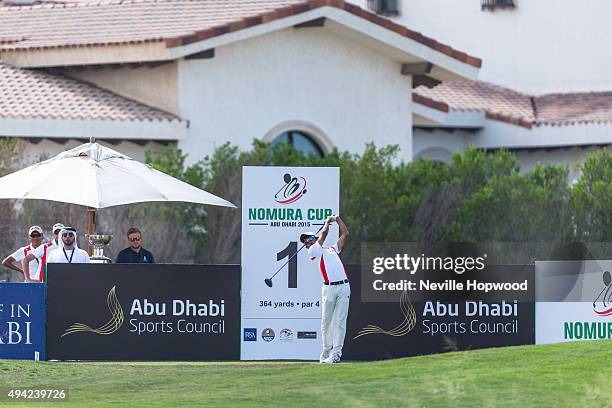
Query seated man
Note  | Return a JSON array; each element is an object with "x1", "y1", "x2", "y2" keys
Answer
[{"x1": 116, "y1": 227, "x2": 155, "y2": 264}]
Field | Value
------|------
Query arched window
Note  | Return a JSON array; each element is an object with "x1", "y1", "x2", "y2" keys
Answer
[
  {"x1": 270, "y1": 130, "x2": 324, "y2": 157},
  {"x1": 414, "y1": 147, "x2": 453, "y2": 164}
]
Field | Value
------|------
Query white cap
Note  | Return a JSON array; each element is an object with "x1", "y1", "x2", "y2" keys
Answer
[
  {"x1": 29, "y1": 225, "x2": 43, "y2": 236},
  {"x1": 52, "y1": 223, "x2": 65, "y2": 234},
  {"x1": 300, "y1": 231, "x2": 317, "y2": 244}
]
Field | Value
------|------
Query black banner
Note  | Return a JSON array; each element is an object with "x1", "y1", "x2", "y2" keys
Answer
[
  {"x1": 343, "y1": 265, "x2": 535, "y2": 360},
  {"x1": 46, "y1": 264, "x2": 240, "y2": 361}
]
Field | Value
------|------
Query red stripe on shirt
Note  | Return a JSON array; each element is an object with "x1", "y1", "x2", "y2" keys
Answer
[
  {"x1": 319, "y1": 256, "x2": 329, "y2": 284},
  {"x1": 40, "y1": 242, "x2": 54, "y2": 282}
]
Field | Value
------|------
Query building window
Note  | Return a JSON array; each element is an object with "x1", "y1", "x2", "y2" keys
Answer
[
  {"x1": 367, "y1": 0, "x2": 400, "y2": 16},
  {"x1": 481, "y1": 0, "x2": 516, "y2": 11},
  {"x1": 270, "y1": 130, "x2": 324, "y2": 157}
]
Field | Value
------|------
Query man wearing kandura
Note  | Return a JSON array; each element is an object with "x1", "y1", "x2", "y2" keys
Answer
[
  {"x1": 46, "y1": 227, "x2": 91, "y2": 264},
  {"x1": 301, "y1": 215, "x2": 350, "y2": 364}
]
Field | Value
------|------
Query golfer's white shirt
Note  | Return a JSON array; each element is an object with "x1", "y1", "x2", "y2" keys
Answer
[
  {"x1": 308, "y1": 242, "x2": 347, "y2": 284},
  {"x1": 10, "y1": 244, "x2": 41, "y2": 281},
  {"x1": 47, "y1": 247, "x2": 91, "y2": 264}
]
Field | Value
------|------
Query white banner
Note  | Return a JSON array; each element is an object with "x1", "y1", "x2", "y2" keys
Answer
[
  {"x1": 241, "y1": 166, "x2": 339, "y2": 360},
  {"x1": 535, "y1": 260, "x2": 612, "y2": 344}
]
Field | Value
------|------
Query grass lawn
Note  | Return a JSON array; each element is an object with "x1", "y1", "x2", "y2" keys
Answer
[{"x1": 0, "y1": 340, "x2": 610, "y2": 407}]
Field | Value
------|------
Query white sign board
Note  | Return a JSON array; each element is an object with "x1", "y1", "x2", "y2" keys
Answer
[
  {"x1": 535, "y1": 260, "x2": 612, "y2": 344},
  {"x1": 241, "y1": 166, "x2": 339, "y2": 360}
]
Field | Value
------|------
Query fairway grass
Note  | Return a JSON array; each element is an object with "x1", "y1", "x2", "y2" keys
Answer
[{"x1": 0, "y1": 340, "x2": 610, "y2": 407}]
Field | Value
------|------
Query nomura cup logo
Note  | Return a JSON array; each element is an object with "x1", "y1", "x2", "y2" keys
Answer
[
  {"x1": 274, "y1": 173, "x2": 307, "y2": 204},
  {"x1": 593, "y1": 271, "x2": 612, "y2": 316},
  {"x1": 61, "y1": 286, "x2": 124, "y2": 337}
]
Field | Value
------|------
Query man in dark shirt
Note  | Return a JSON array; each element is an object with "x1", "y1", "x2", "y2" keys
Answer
[{"x1": 116, "y1": 227, "x2": 155, "y2": 264}]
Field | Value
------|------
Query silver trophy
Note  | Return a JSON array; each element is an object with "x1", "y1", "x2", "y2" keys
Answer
[{"x1": 86, "y1": 234, "x2": 113, "y2": 263}]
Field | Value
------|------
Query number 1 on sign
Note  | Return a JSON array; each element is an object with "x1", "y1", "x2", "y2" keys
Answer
[{"x1": 277, "y1": 241, "x2": 298, "y2": 288}]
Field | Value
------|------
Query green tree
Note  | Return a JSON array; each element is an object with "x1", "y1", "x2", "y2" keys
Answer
[
  {"x1": 451, "y1": 162, "x2": 571, "y2": 241},
  {"x1": 571, "y1": 149, "x2": 612, "y2": 241},
  {"x1": 413, "y1": 147, "x2": 521, "y2": 241},
  {"x1": 0, "y1": 138, "x2": 21, "y2": 281},
  {"x1": 143, "y1": 141, "x2": 586, "y2": 264}
]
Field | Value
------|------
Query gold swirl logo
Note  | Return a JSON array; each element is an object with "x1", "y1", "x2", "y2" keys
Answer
[
  {"x1": 354, "y1": 290, "x2": 416, "y2": 338},
  {"x1": 61, "y1": 286, "x2": 124, "y2": 337}
]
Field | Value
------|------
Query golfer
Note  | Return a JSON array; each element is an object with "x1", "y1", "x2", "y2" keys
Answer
[{"x1": 301, "y1": 215, "x2": 350, "y2": 364}]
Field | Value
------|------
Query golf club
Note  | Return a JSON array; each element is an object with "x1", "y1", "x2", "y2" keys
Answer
[{"x1": 264, "y1": 218, "x2": 335, "y2": 288}]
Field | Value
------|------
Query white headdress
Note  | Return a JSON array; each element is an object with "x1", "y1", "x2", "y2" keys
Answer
[{"x1": 58, "y1": 227, "x2": 80, "y2": 250}]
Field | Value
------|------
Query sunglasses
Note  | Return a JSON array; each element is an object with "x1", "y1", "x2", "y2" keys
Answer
[
  {"x1": 129, "y1": 237, "x2": 141, "y2": 242},
  {"x1": 305, "y1": 236, "x2": 317, "y2": 243},
  {"x1": 30, "y1": 233, "x2": 42, "y2": 238}
]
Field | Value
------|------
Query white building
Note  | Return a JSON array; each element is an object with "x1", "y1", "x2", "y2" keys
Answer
[
  {"x1": 1, "y1": 0, "x2": 607, "y2": 178},
  {"x1": 351, "y1": 0, "x2": 612, "y2": 179},
  {"x1": 0, "y1": 0, "x2": 479, "y2": 165}
]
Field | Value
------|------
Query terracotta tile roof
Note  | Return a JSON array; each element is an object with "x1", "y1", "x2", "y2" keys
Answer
[
  {"x1": 0, "y1": 62, "x2": 183, "y2": 122},
  {"x1": 535, "y1": 92, "x2": 612, "y2": 126},
  {"x1": 413, "y1": 81, "x2": 612, "y2": 128},
  {"x1": 0, "y1": 0, "x2": 71, "y2": 7},
  {"x1": 414, "y1": 81, "x2": 534, "y2": 128},
  {"x1": 0, "y1": 0, "x2": 481, "y2": 68}
]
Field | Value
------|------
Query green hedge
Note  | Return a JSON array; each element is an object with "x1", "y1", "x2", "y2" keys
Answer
[{"x1": 146, "y1": 141, "x2": 612, "y2": 263}]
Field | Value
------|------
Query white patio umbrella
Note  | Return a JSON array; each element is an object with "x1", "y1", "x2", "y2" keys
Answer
[{"x1": 0, "y1": 141, "x2": 236, "y2": 246}]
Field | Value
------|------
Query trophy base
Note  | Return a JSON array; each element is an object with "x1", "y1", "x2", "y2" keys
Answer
[{"x1": 91, "y1": 256, "x2": 112, "y2": 264}]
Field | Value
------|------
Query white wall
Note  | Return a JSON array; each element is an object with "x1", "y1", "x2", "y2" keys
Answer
[
  {"x1": 351, "y1": 0, "x2": 612, "y2": 95},
  {"x1": 469, "y1": 120, "x2": 612, "y2": 151},
  {"x1": 64, "y1": 63, "x2": 179, "y2": 115},
  {"x1": 413, "y1": 128, "x2": 473, "y2": 163},
  {"x1": 16, "y1": 139, "x2": 166, "y2": 165},
  {"x1": 177, "y1": 26, "x2": 413, "y2": 164},
  {"x1": 414, "y1": 126, "x2": 609, "y2": 182},
  {"x1": 515, "y1": 146, "x2": 607, "y2": 183}
]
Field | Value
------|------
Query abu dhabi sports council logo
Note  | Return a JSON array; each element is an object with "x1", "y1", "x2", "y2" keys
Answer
[
  {"x1": 593, "y1": 270, "x2": 612, "y2": 316},
  {"x1": 274, "y1": 173, "x2": 307, "y2": 204},
  {"x1": 61, "y1": 286, "x2": 124, "y2": 337},
  {"x1": 354, "y1": 290, "x2": 416, "y2": 339}
]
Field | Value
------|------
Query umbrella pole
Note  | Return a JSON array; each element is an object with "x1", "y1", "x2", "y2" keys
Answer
[{"x1": 87, "y1": 207, "x2": 95, "y2": 256}]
